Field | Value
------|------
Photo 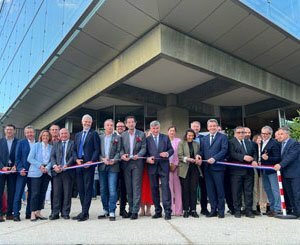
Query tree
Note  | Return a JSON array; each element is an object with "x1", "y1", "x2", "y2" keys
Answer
[{"x1": 289, "y1": 110, "x2": 300, "y2": 141}]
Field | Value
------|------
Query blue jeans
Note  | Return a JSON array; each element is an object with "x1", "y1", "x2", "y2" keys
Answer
[
  {"x1": 13, "y1": 175, "x2": 31, "y2": 217},
  {"x1": 262, "y1": 173, "x2": 281, "y2": 212},
  {"x1": 99, "y1": 171, "x2": 118, "y2": 215}
]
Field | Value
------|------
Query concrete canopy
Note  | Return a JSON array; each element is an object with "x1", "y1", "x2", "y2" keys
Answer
[{"x1": 1, "y1": 0, "x2": 299, "y2": 129}]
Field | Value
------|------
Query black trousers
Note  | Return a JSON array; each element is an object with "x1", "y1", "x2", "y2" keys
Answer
[
  {"x1": 283, "y1": 177, "x2": 300, "y2": 217},
  {"x1": 118, "y1": 167, "x2": 127, "y2": 212},
  {"x1": 224, "y1": 168, "x2": 234, "y2": 211},
  {"x1": 0, "y1": 173, "x2": 17, "y2": 216},
  {"x1": 230, "y1": 173, "x2": 254, "y2": 213},
  {"x1": 180, "y1": 164, "x2": 200, "y2": 212},
  {"x1": 30, "y1": 174, "x2": 51, "y2": 212},
  {"x1": 149, "y1": 169, "x2": 171, "y2": 215},
  {"x1": 199, "y1": 165, "x2": 208, "y2": 211},
  {"x1": 52, "y1": 171, "x2": 74, "y2": 216},
  {"x1": 76, "y1": 166, "x2": 95, "y2": 215}
]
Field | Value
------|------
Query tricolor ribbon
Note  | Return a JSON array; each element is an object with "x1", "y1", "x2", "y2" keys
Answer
[{"x1": 202, "y1": 160, "x2": 275, "y2": 171}]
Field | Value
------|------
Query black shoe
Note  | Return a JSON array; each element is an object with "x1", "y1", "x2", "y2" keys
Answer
[
  {"x1": 234, "y1": 212, "x2": 241, "y2": 218},
  {"x1": 190, "y1": 211, "x2": 199, "y2": 218},
  {"x1": 6, "y1": 215, "x2": 14, "y2": 220},
  {"x1": 72, "y1": 213, "x2": 83, "y2": 220},
  {"x1": 200, "y1": 209, "x2": 209, "y2": 216},
  {"x1": 266, "y1": 211, "x2": 276, "y2": 217},
  {"x1": 164, "y1": 214, "x2": 171, "y2": 220},
  {"x1": 62, "y1": 215, "x2": 70, "y2": 220},
  {"x1": 241, "y1": 209, "x2": 246, "y2": 215},
  {"x1": 130, "y1": 213, "x2": 138, "y2": 220},
  {"x1": 78, "y1": 215, "x2": 89, "y2": 222},
  {"x1": 252, "y1": 210, "x2": 261, "y2": 216},
  {"x1": 120, "y1": 210, "x2": 128, "y2": 217},
  {"x1": 218, "y1": 214, "x2": 225, "y2": 218},
  {"x1": 206, "y1": 212, "x2": 217, "y2": 218},
  {"x1": 183, "y1": 211, "x2": 189, "y2": 218},
  {"x1": 109, "y1": 216, "x2": 116, "y2": 221},
  {"x1": 30, "y1": 218, "x2": 38, "y2": 222},
  {"x1": 0, "y1": 216, "x2": 4, "y2": 222},
  {"x1": 25, "y1": 214, "x2": 31, "y2": 219},
  {"x1": 98, "y1": 213, "x2": 109, "y2": 219},
  {"x1": 152, "y1": 213, "x2": 162, "y2": 219},
  {"x1": 123, "y1": 212, "x2": 132, "y2": 218},
  {"x1": 36, "y1": 216, "x2": 48, "y2": 220},
  {"x1": 246, "y1": 212, "x2": 255, "y2": 218},
  {"x1": 49, "y1": 215, "x2": 60, "y2": 220},
  {"x1": 13, "y1": 216, "x2": 21, "y2": 222},
  {"x1": 227, "y1": 209, "x2": 235, "y2": 215}
]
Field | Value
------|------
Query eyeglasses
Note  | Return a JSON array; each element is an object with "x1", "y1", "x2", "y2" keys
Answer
[
  {"x1": 236, "y1": 131, "x2": 245, "y2": 134},
  {"x1": 116, "y1": 126, "x2": 125, "y2": 128},
  {"x1": 261, "y1": 133, "x2": 270, "y2": 135}
]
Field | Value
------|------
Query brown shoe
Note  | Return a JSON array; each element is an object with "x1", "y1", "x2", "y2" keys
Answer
[
  {"x1": 6, "y1": 215, "x2": 14, "y2": 220},
  {"x1": 0, "y1": 216, "x2": 5, "y2": 222}
]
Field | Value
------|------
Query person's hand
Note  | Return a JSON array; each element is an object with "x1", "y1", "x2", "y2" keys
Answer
[
  {"x1": 84, "y1": 161, "x2": 92, "y2": 168},
  {"x1": 274, "y1": 164, "x2": 281, "y2": 171},
  {"x1": 11, "y1": 166, "x2": 16, "y2": 171},
  {"x1": 251, "y1": 161, "x2": 258, "y2": 167},
  {"x1": 195, "y1": 155, "x2": 202, "y2": 165},
  {"x1": 207, "y1": 158, "x2": 215, "y2": 164},
  {"x1": 108, "y1": 159, "x2": 115, "y2": 165},
  {"x1": 187, "y1": 158, "x2": 195, "y2": 163},
  {"x1": 159, "y1": 152, "x2": 169, "y2": 158},
  {"x1": 76, "y1": 159, "x2": 83, "y2": 165},
  {"x1": 2, "y1": 167, "x2": 11, "y2": 171},
  {"x1": 244, "y1": 155, "x2": 254, "y2": 162},
  {"x1": 54, "y1": 165, "x2": 61, "y2": 173},
  {"x1": 132, "y1": 155, "x2": 139, "y2": 160},
  {"x1": 20, "y1": 168, "x2": 27, "y2": 176},
  {"x1": 102, "y1": 157, "x2": 109, "y2": 165},
  {"x1": 262, "y1": 151, "x2": 268, "y2": 160},
  {"x1": 147, "y1": 157, "x2": 155, "y2": 164},
  {"x1": 121, "y1": 154, "x2": 130, "y2": 161}
]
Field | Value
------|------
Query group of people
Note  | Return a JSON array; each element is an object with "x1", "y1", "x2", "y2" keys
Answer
[{"x1": 0, "y1": 114, "x2": 299, "y2": 223}]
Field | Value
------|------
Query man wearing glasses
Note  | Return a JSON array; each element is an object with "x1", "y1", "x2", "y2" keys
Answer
[{"x1": 260, "y1": 126, "x2": 281, "y2": 217}]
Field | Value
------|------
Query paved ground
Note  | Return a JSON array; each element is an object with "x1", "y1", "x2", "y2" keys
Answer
[{"x1": 1, "y1": 198, "x2": 300, "y2": 244}]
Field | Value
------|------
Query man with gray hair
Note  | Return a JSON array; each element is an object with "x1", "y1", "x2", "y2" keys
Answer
[
  {"x1": 146, "y1": 120, "x2": 174, "y2": 220},
  {"x1": 260, "y1": 125, "x2": 281, "y2": 217}
]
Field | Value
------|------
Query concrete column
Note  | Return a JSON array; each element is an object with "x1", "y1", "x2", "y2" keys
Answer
[
  {"x1": 157, "y1": 106, "x2": 189, "y2": 138},
  {"x1": 65, "y1": 118, "x2": 73, "y2": 133}
]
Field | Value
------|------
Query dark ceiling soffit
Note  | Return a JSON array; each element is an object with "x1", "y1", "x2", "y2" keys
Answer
[{"x1": 245, "y1": 98, "x2": 291, "y2": 116}]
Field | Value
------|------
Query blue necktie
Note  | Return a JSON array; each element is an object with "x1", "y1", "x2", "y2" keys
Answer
[
  {"x1": 78, "y1": 131, "x2": 87, "y2": 158},
  {"x1": 281, "y1": 141, "x2": 286, "y2": 156},
  {"x1": 154, "y1": 136, "x2": 158, "y2": 149},
  {"x1": 61, "y1": 141, "x2": 66, "y2": 166}
]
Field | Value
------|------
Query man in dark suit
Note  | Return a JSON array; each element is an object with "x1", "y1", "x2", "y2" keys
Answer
[
  {"x1": 98, "y1": 119, "x2": 121, "y2": 221},
  {"x1": 120, "y1": 116, "x2": 146, "y2": 220},
  {"x1": 274, "y1": 127, "x2": 300, "y2": 218},
  {"x1": 49, "y1": 128, "x2": 76, "y2": 220},
  {"x1": 229, "y1": 126, "x2": 258, "y2": 218},
  {"x1": 73, "y1": 114, "x2": 100, "y2": 221},
  {"x1": 191, "y1": 121, "x2": 208, "y2": 215},
  {"x1": 260, "y1": 125, "x2": 281, "y2": 217},
  {"x1": 146, "y1": 120, "x2": 174, "y2": 220},
  {"x1": 13, "y1": 126, "x2": 35, "y2": 221},
  {"x1": 0, "y1": 124, "x2": 18, "y2": 222},
  {"x1": 196, "y1": 119, "x2": 228, "y2": 218}
]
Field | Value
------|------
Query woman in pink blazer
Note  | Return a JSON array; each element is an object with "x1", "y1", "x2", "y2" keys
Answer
[{"x1": 168, "y1": 126, "x2": 182, "y2": 216}]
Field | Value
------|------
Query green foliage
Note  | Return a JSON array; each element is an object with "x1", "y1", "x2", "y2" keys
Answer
[
  {"x1": 225, "y1": 127, "x2": 234, "y2": 139},
  {"x1": 289, "y1": 110, "x2": 300, "y2": 141}
]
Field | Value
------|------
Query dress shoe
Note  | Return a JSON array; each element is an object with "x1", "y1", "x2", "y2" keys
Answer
[
  {"x1": 62, "y1": 215, "x2": 70, "y2": 220},
  {"x1": 152, "y1": 213, "x2": 162, "y2": 219},
  {"x1": 109, "y1": 216, "x2": 116, "y2": 221},
  {"x1": 72, "y1": 213, "x2": 83, "y2": 220},
  {"x1": 190, "y1": 211, "x2": 199, "y2": 218},
  {"x1": 0, "y1": 216, "x2": 4, "y2": 222},
  {"x1": 25, "y1": 214, "x2": 31, "y2": 219},
  {"x1": 206, "y1": 212, "x2": 217, "y2": 218},
  {"x1": 130, "y1": 213, "x2": 138, "y2": 220},
  {"x1": 13, "y1": 216, "x2": 21, "y2": 222},
  {"x1": 36, "y1": 216, "x2": 48, "y2": 220},
  {"x1": 49, "y1": 215, "x2": 60, "y2": 220},
  {"x1": 98, "y1": 213, "x2": 109, "y2": 219},
  {"x1": 200, "y1": 209, "x2": 210, "y2": 216},
  {"x1": 6, "y1": 215, "x2": 14, "y2": 220},
  {"x1": 30, "y1": 218, "x2": 38, "y2": 222},
  {"x1": 183, "y1": 211, "x2": 189, "y2": 218},
  {"x1": 218, "y1": 214, "x2": 225, "y2": 218},
  {"x1": 234, "y1": 212, "x2": 241, "y2": 218},
  {"x1": 227, "y1": 209, "x2": 235, "y2": 215},
  {"x1": 267, "y1": 211, "x2": 276, "y2": 217},
  {"x1": 241, "y1": 209, "x2": 246, "y2": 215},
  {"x1": 252, "y1": 210, "x2": 261, "y2": 216},
  {"x1": 78, "y1": 215, "x2": 89, "y2": 222},
  {"x1": 123, "y1": 212, "x2": 132, "y2": 218},
  {"x1": 246, "y1": 212, "x2": 255, "y2": 218},
  {"x1": 120, "y1": 210, "x2": 128, "y2": 217},
  {"x1": 164, "y1": 214, "x2": 171, "y2": 220}
]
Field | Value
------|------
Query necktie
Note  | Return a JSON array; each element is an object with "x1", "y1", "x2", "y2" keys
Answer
[
  {"x1": 154, "y1": 136, "x2": 158, "y2": 149},
  {"x1": 281, "y1": 141, "x2": 286, "y2": 155},
  {"x1": 61, "y1": 141, "x2": 66, "y2": 166},
  {"x1": 210, "y1": 135, "x2": 214, "y2": 146},
  {"x1": 241, "y1": 140, "x2": 248, "y2": 154},
  {"x1": 78, "y1": 131, "x2": 87, "y2": 158}
]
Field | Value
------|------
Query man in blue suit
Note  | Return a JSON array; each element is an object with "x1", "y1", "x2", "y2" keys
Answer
[
  {"x1": 146, "y1": 120, "x2": 174, "y2": 220},
  {"x1": 197, "y1": 119, "x2": 228, "y2": 218},
  {"x1": 13, "y1": 125, "x2": 35, "y2": 221},
  {"x1": 0, "y1": 124, "x2": 18, "y2": 222},
  {"x1": 73, "y1": 114, "x2": 100, "y2": 222},
  {"x1": 274, "y1": 127, "x2": 300, "y2": 218},
  {"x1": 260, "y1": 125, "x2": 281, "y2": 217}
]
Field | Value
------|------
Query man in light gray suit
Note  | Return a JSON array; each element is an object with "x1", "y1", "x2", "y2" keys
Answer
[
  {"x1": 97, "y1": 119, "x2": 121, "y2": 221},
  {"x1": 49, "y1": 128, "x2": 76, "y2": 220},
  {"x1": 120, "y1": 116, "x2": 146, "y2": 220}
]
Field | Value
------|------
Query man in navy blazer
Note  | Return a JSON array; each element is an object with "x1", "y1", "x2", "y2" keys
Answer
[
  {"x1": 73, "y1": 114, "x2": 100, "y2": 221},
  {"x1": 146, "y1": 120, "x2": 174, "y2": 220},
  {"x1": 0, "y1": 124, "x2": 18, "y2": 222},
  {"x1": 196, "y1": 119, "x2": 228, "y2": 218},
  {"x1": 274, "y1": 127, "x2": 300, "y2": 217},
  {"x1": 260, "y1": 125, "x2": 281, "y2": 216},
  {"x1": 13, "y1": 126, "x2": 35, "y2": 221}
]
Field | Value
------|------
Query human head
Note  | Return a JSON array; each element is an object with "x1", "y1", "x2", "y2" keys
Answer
[
  {"x1": 234, "y1": 126, "x2": 245, "y2": 141},
  {"x1": 59, "y1": 128, "x2": 70, "y2": 142},
  {"x1": 244, "y1": 127, "x2": 251, "y2": 140},
  {"x1": 4, "y1": 124, "x2": 16, "y2": 139},
  {"x1": 261, "y1": 125, "x2": 273, "y2": 141},
  {"x1": 125, "y1": 116, "x2": 136, "y2": 131},
  {"x1": 183, "y1": 129, "x2": 196, "y2": 142},
  {"x1": 24, "y1": 125, "x2": 35, "y2": 141},
  {"x1": 276, "y1": 127, "x2": 290, "y2": 143},
  {"x1": 252, "y1": 134, "x2": 262, "y2": 145},
  {"x1": 38, "y1": 130, "x2": 51, "y2": 143},
  {"x1": 82, "y1": 114, "x2": 93, "y2": 131},
  {"x1": 168, "y1": 126, "x2": 177, "y2": 138},
  {"x1": 104, "y1": 119, "x2": 114, "y2": 135},
  {"x1": 150, "y1": 120, "x2": 160, "y2": 136},
  {"x1": 207, "y1": 119, "x2": 219, "y2": 135},
  {"x1": 116, "y1": 121, "x2": 126, "y2": 134},
  {"x1": 190, "y1": 121, "x2": 201, "y2": 135}
]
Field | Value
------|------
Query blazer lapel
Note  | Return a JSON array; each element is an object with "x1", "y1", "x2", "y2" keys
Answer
[
  {"x1": 100, "y1": 134, "x2": 105, "y2": 157},
  {"x1": 209, "y1": 133, "x2": 218, "y2": 148},
  {"x1": 282, "y1": 139, "x2": 291, "y2": 157}
]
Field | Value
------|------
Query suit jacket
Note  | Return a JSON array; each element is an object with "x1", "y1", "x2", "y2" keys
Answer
[
  {"x1": 178, "y1": 140, "x2": 202, "y2": 178},
  {"x1": 50, "y1": 140, "x2": 76, "y2": 176},
  {"x1": 146, "y1": 133, "x2": 174, "y2": 175},
  {"x1": 280, "y1": 138, "x2": 300, "y2": 178},
  {"x1": 199, "y1": 132, "x2": 228, "y2": 171},
  {"x1": 27, "y1": 142, "x2": 52, "y2": 178},
  {"x1": 74, "y1": 129, "x2": 100, "y2": 162},
  {"x1": 261, "y1": 138, "x2": 281, "y2": 175},
  {"x1": 98, "y1": 133, "x2": 121, "y2": 172},
  {"x1": 228, "y1": 137, "x2": 258, "y2": 175},
  {"x1": 0, "y1": 137, "x2": 18, "y2": 169},
  {"x1": 15, "y1": 139, "x2": 32, "y2": 171}
]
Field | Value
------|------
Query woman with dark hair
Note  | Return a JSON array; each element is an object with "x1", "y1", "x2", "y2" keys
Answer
[
  {"x1": 27, "y1": 130, "x2": 52, "y2": 221},
  {"x1": 168, "y1": 126, "x2": 182, "y2": 216},
  {"x1": 178, "y1": 129, "x2": 202, "y2": 218}
]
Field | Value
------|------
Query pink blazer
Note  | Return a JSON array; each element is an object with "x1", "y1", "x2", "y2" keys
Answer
[{"x1": 169, "y1": 138, "x2": 181, "y2": 166}]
